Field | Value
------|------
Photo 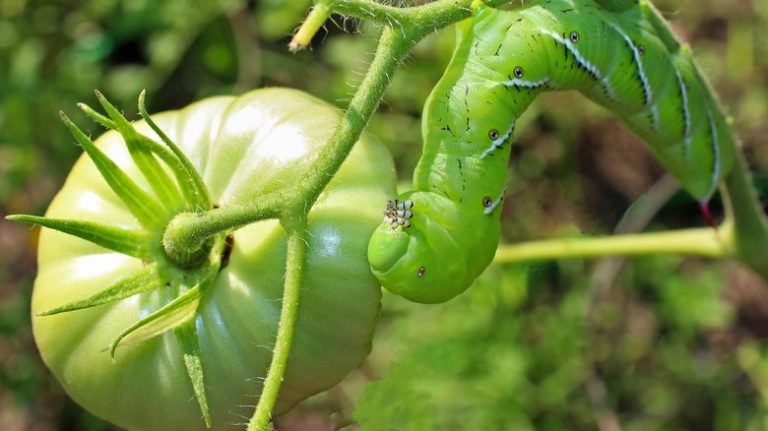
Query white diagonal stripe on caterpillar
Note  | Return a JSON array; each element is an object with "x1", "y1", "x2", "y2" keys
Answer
[
  {"x1": 540, "y1": 28, "x2": 603, "y2": 80},
  {"x1": 480, "y1": 120, "x2": 516, "y2": 158},
  {"x1": 502, "y1": 77, "x2": 550, "y2": 89},
  {"x1": 483, "y1": 187, "x2": 507, "y2": 215},
  {"x1": 706, "y1": 108, "x2": 721, "y2": 198},
  {"x1": 674, "y1": 66, "x2": 692, "y2": 160},
  {"x1": 605, "y1": 21, "x2": 659, "y2": 130}
]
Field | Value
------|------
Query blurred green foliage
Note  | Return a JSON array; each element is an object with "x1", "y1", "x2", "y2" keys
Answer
[{"x1": 2, "y1": 0, "x2": 768, "y2": 430}]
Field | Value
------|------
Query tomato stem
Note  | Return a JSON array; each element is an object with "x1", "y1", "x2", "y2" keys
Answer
[
  {"x1": 161, "y1": 193, "x2": 283, "y2": 267},
  {"x1": 288, "y1": 1, "x2": 334, "y2": 52},
  {"x1": 248, "y1": 217, "x2": 309, "y2": 431},
  {"x1": 493, "y1": 227, "x2": 731, "y2": 264}
]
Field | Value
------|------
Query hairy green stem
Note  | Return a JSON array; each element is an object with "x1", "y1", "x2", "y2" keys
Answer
[
  {"x1": 493, "y1": 226, "x2": 730, "y2": 263},
  {"x1": 162, "y1": 192, "x2": 283, "y2": 266},
  {"x1": 291, "y1": 27, "x2": 415, "y2": 210},
  {"x1": 331, "y1": 0, "x2": 407, "y2": 21},
  {"x1": 330, "y1": 0, "x2": 513, "y2": 25},
  {"x1": 248, "y1": 218, "x2": 308, "y2": 431},
  {"x1": 289, "y1": 1, "x2": 335, "y2": 52}
]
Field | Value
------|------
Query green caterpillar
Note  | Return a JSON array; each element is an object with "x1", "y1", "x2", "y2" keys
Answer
[{"x1": 368, "y1": 0, "x2": 735, "y2": 303}]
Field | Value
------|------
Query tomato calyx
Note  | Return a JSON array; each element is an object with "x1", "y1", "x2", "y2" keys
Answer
[{"x1": 8, "y1": 90, "x2": 225, "y2": 427}]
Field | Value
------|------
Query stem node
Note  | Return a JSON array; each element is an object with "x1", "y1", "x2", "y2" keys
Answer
[{"x1": 162, "y1": 212, "x2": 214, "y2": 268}]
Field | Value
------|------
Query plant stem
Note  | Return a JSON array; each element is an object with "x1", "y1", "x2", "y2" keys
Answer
[
  {"x1": 331, "y1": 0, "x2": 410, "y2": 24},
  {"x1": 493, "y1": 227, "x2": 730, "y2": 263},
  {"x1": 162, "y1": 192, "x2": 283, "y2": 265},
  {"x1": 290, "y1": 26, "x2": 416, "y2": 211},
  {"x1": 248, "y1": 217, "x2": 308, "y2": 431},
  {"x1": 289, "y1": 1, "x2": 335, "y2": 52},
  {"x1": 331, "y1": 0, "x2": 514, "y2": 25}
]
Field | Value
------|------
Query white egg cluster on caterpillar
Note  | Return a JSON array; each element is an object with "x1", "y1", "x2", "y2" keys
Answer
[{"x1": 368, "y1": 0, "x2": 735, "y2": 304}]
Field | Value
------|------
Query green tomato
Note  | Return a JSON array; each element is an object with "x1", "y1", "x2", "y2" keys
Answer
[{"x1": 30, "y1": 88, "x2": 396, "y2": 430}]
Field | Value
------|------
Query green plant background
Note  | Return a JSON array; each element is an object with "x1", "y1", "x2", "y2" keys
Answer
[{"x1": 2, "y1": 0, "x2": 768, "y2": 429}]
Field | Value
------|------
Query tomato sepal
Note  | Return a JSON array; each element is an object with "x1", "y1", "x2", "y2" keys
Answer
[
  {"x1": 96, "y1": 90, "x2": 181, "y2": 206},
  {"x1": 175, "y1": 318, "x2": 212, "y2": 428},
  {"x1": 6, "y1": 214, "x2": 152, "y2": 259},
  {"x1": 36, "y1": 263, "x2": 163, "y2": 316},
  {"x1": 59, "y1": 111, "x2": 167, "y2": 227},
  {"x1": 138, "y1": 90, "x2": 211, "y2": 209}
]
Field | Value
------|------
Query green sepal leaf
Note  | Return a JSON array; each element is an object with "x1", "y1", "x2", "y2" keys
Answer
[
  {"x1": 37, "y1": 263, "x2": 164, "y2": 316},
  {"x1": 77, "y1": 102, "x2": 116, "y2": 129},
  {"x1": 174, "y1": 318, "x2": 212, "y2": 428},
  {"x1": 7, "y1": 214, "x2": 152, "y2": 260},
  {"x1": 108, "y1": 283, "x2": 203, "y2": 360},
  {"x1": 80, "y1": 98, "x2": 203, "y2": 211},
  {"x1": 60, "y1": 111, "x2": 166, "y2": 227},
  {"x1": 139, "y1": 90, "x2": 211, "y2": 210},
  {"x1": 76, "y1": 102, "x2": 184, "y2": 178},
  {"x1": 94, "y1": 90, "x2": 182, "y2": 207}
]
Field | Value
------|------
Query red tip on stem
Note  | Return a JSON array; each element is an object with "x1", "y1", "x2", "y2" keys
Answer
[{"x1": 698, "y1": 200, "x2": 716, "y2": 228}]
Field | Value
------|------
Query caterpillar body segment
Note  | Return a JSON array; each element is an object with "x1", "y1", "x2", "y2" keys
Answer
[
  {"x1": 368, "y1": 0, "x2": 735, "y2": 303},
  {"x1": 368, "y1": 192, "x2": 501, "y2": 303}
]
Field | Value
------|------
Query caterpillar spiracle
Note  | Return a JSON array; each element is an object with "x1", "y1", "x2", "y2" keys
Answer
[{"x1": 367, "y1": 0, "x2": 736, "y2": 303}]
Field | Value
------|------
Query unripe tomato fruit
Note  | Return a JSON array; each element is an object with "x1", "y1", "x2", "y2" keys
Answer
[{"x1": 30, "y1": 88, "x2": 395, "y2": 430}]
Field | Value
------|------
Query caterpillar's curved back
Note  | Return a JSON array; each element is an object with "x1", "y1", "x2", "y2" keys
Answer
[{"x1": 368, "y1": 0, "x2": 736, "y2": 303}]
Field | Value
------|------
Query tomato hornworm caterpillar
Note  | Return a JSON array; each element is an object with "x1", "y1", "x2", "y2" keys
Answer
[{"x1": 368, "y1": 0, "x2": 735, "y2": 303}]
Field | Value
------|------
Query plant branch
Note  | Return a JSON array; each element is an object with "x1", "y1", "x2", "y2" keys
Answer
[
  {"x1": 162, "y1": 192, "x2": 284, "y2": 265},
  {"x1": 329, "y1": 0, "x2": 515, "y2": 26},
  {"x1": 290, "y1": 26, "x2": 416, "y2": 210},
  {"x1": 289, "y1": 1, "x2": 335, "y2": 52},
  {"x1": 248, "y1": 217, "x2": 309, "y2": 431},
  {"x1": 493, "y1": 226, "x2": 730, "y2": 264}
]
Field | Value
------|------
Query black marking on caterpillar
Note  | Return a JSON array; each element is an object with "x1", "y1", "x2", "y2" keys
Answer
[{"x1": 607, "y1": 21, "x2": 659, "y2": 128}]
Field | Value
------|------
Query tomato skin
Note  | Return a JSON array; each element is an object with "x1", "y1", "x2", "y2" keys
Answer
[{"x1": 31, "y1": 88, "x2": 395, "y2": 430}]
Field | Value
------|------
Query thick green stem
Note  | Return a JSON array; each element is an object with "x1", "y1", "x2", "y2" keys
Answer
[
  {"x1": 162, "y1": 193, "x2": 283, "y2": 266},
  {"x1": 289, "y1": 1, "x2": 335, "y2": 52},
  {"x1": 330, "y1": 0, "x2": 513, "y2": 25},
  {"x1": 493, "y1": 227, "x2": 730, "y2": 263},
  {"x1": 248, "y1": 218, "x2": 308, "y2": 431},
  {"x1": 292, "y1": 27, "x2": 416, "y2": 210},
  {"x1": 331, "y1": 0, "x2": 408, "y2": 22}
]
